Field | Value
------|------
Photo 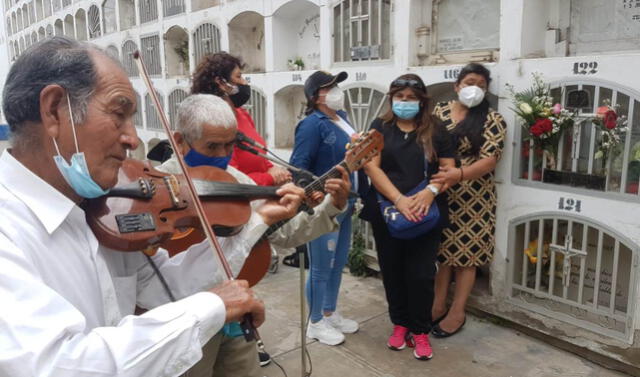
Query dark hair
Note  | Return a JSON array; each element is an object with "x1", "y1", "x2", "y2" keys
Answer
[
  {"x1": 453, "y1": 63, "x2": 492, "y2": 156},
  {"x1": 380, "y1": 73, "x2": 438, "y2": 162},
  {"x1": 191, "y1": 52, "x2": 245, "y2": 96},
  {"x1": 304, "y1": 93, "x2": 321, "y2": 116},
  {"x1": 3, "y1": 36, "x2": 99, "y2": 141}
]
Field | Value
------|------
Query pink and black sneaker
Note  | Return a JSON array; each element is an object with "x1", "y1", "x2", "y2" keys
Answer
[{"x1": 387, "y1": 325, "x2": 410, "y2": 350}]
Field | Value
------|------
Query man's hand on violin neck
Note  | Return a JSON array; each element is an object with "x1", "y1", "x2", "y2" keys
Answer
[
  {"x1": 210, "y1": 280, "x2": 265, "y2": 327},
  {"x1": 256, "y1": 183, "x2": 304, "y2": 225}
]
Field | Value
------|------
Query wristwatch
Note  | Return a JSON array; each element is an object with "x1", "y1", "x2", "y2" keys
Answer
[{"x1": 426, "y1": 184, "x2": 439, "y2": 196}]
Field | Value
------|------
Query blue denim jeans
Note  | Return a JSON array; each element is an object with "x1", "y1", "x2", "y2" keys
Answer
[{"x1": 306, "y1": 202, "x2": 353, "y2": 323}]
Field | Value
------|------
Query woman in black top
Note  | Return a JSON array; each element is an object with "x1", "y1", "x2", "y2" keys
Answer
[{"x1": 361, "y1": 74, "x2": 455, "y2": 361}]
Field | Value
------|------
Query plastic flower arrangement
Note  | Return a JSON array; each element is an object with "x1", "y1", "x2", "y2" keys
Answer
[
  {"x1": 592, "y1": 99, "x2": 628, "y2": 163},
  {"x1": 507, "y1": 73, "x2": 575, "y2": 169}
]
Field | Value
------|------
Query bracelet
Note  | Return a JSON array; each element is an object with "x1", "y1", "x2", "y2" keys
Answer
[
  {"x1": 393, "y1": 194, "x2": 403, "y2": 205},
  {"x1": 459, "y1": 167, "x2": 464, "y2": 182}
]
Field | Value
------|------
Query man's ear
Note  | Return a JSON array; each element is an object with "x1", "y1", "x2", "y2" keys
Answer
[
  {"x1": 173, "y1": 131, "x2": 188, "y2": 156},
  {"x1": 40, "y1": 85, "x2": 67, "y2": 139},
  {"x1": 453, "y1": 82, "x2": 460, "y2": 93}
]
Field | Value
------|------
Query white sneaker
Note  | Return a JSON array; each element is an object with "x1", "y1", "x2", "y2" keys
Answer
[
  {"x1": 325, "y1": 312, "x2": 359, "y2": 334},
  {"x1": 307, "y1": 318, "x2": 345, "y2": 345}
]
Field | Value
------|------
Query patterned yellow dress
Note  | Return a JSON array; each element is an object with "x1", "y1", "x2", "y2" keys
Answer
[{"x1": 433, "y1": 101, "x2": 507, "y2": 267}]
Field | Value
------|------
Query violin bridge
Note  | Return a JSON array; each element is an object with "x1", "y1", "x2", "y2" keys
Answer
[{"x1": 164, "y1": 175, "x2": 181, "y2": 208}]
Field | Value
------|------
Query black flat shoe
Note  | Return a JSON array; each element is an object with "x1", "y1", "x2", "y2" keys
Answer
[
  {"x1": 431, "y1": 317, "x2": 465, "y2": 338},
  {"x1": 431, "y1": 309, "x2": 449, "y2": 325}
]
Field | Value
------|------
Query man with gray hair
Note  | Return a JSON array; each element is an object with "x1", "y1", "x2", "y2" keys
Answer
[
  {"x1": 157, "y1": 93, "x2": 352, "y2": 377},
  {"x1": 0, "y1": 37, "x2": 303, "y2": 377}
]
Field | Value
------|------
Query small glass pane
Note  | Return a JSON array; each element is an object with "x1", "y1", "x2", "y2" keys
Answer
[
  {"x1": 380, "y1": 0, "x2": 390, "y2": 59},
  {"x1": 342, "y1": 1, "x2": 350, "y2": 61},
  {"x1": 333, "y1": 4, "x2": 341, "y2": 61},
  {"x1": 625, "y1": 101, "x2": 640, "y2": 194},
  {"x1": 370, "y1": 0, "x2": 379, "y2": 46}
]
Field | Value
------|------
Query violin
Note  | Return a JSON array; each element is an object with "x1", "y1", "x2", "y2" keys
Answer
[
  {"x1": 86, "y1": 158, "x2": 280, "y2": 252},
  {"x1": 162, "y1": 129, "x2": 384, "y2": 286}
]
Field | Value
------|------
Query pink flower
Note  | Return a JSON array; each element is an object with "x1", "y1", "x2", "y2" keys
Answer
[
  {"x1": 552, "y1": 103, "x2": 562, "y2": 114},
  {"x1": 596, "y1": 106, "x2": 610, "y2": 118}
]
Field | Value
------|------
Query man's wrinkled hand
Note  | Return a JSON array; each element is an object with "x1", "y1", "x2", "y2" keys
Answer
[
  {"x1": 256, "y1": 183, "x2": 304, "y2": 225},
  {"x1": 210, "y1": 280, "x2": 265, "y2": 327}
]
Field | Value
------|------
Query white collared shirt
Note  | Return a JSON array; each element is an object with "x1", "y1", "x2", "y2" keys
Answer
[{"x1": 0, "y1": 150, "x2": 266, "y2": 377}]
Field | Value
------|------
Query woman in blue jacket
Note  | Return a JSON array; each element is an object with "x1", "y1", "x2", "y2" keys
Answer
[{"x1": 290, "y1": 71, "x2": 358, "y2": 346}]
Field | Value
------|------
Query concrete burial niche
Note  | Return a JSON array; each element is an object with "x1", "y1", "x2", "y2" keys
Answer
[
  {"x1": 228, "y1": 11, "x2": 265, "y2": 73},
  {"x1": 118, "y1": 0, "x2": 135, "y2": 30},
  {"x1": 35, "y1": 0, "x2": 43, "y2": 21},
  {"x1": 74, "y1": 9, "x2": 87, "y2": 40},
  {"x1": 408, "y1": 0, "x2": 500, "y2": 66},
  {"x1": 272, "y1": 0, "x2": 320, "y2": 72},
  {"x1": 191, "y1": 0, "x2": 220, "y2": 12},
  {"x1": 274, "y1": 84, "x2": 305, "y2": 149},
  {"x1": 102, "y1": 0, "x2": 117, "y2": 34},
  {"x1": 54, "y1": 18, "x2": 63, "y2": 36},
  {"x1": 164, "y1": 26, "x2": 189, "y2": 77},
  {"x1": 63, "y1": 14, "x2": 74, "y2": 38}
]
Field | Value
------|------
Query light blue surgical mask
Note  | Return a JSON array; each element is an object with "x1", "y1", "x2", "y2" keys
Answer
[
  {"x1": 392, "y1": 101, "x2": 420, "y2": 120},
  {"x1": 52, "y1": 93, "x2": 110, "y2": 199},
  {"x1": 184, "y1": 147, "x2": 232, "y2": 170}
]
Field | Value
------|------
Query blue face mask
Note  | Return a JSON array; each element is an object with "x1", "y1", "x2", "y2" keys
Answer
[
  {"x1": 52, "y1": 94, "x2": 110, "y2": 199},
  {"x1": 184, "y1": 148, "x2": 232, "y2": 169},
  {"x1": 392, "y1": 101, "x2": 420, "y2": 120}
]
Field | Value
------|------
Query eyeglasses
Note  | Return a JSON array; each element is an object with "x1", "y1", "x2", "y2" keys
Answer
[{"x1": 391, "y1": 79, "x2": 425, "y2": 91}]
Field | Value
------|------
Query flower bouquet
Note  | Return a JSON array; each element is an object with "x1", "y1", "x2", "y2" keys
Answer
[
  {"x1": 507, "y1": 73, "x2": 575, "y2": 170},
  {"x1": 592, "y1": 100, "x2": 628, "y2": 167}
]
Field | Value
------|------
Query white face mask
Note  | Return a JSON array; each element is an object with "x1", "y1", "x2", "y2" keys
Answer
[
  {"x1": 458, "y1": 85, "x2": 485, "y2": 108},
  {"x1": 323, "y1": 87, "x2": 344, "y2": 110}
]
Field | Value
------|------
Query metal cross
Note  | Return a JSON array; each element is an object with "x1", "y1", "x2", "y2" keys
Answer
[{"x1": 549, "y1": 234, "x2": 587, "y2": 287}]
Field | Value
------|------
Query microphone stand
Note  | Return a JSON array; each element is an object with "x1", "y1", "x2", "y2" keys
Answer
[
  {"x1": 235, "y1": 141, "x2": 319, "y2": 181},
  {"x1": 238, "y1": 139, "x2": 312, "y2": 376}
]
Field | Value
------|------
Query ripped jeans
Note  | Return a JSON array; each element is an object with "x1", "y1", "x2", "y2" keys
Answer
[{"x1": 306, "y1": 202, "x2": 353, "y2": 323}]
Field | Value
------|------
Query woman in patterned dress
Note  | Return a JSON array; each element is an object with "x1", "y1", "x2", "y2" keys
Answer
[{"x1": 429, "y1": 63, "x2": 507, "y2": 338}]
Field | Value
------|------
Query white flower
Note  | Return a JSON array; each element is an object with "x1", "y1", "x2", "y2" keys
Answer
[
  {"x1": 595, "y1": 150, "x2": 604, "y2": 159},
  {"x1": 519, "y1": 103, "x2": 533, "y2": 114}
]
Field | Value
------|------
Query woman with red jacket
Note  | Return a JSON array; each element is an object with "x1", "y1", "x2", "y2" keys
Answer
[{"x1": 191, "y1": 52, "x2": 291, "y2": 186}]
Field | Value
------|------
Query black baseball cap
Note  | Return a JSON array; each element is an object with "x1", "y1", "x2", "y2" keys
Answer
[{"x1": 304, "y1": 71, "x2": 348, "y2": 100}]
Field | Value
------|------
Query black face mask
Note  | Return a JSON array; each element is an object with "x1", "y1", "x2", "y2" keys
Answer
[{"x1": 229, "y1": 84, "x2": 251, "y2": 108}]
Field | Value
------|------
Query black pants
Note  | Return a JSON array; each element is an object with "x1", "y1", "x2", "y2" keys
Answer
[{"x1": 370, "y1": 217, "x2": 440, "y2": 334}]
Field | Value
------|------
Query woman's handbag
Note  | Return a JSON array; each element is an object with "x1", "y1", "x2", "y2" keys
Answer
[{"x1": 377, "y1": 160, "x2": 440, "y2": 239}]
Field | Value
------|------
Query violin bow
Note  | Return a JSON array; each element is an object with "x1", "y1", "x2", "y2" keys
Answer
[{"x1": 133, "y1": 51, "x2": 261, "y2": 343}]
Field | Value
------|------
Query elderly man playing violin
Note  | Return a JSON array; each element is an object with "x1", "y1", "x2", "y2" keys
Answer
[
  {"x1": 0, "y1": 36, "x2": 307, "y2": 377},
  {"x1": 157, "y1": 93, "x2": 352, "y2": 377}
]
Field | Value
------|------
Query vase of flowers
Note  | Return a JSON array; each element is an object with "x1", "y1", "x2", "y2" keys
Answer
[
  {"x1": 592, "y1": 99, "x2": 628, "y2": 176},
  {"x1": 507, "y1": 73, "x2": 576, "y2": 171}
]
